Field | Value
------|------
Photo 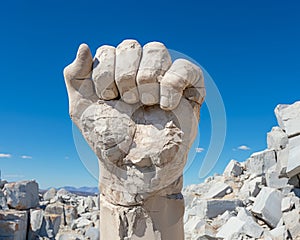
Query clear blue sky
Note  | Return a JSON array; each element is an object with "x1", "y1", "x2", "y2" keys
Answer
[{"x1": 0, "y1": 0, "x2": 299, "y2": 189}]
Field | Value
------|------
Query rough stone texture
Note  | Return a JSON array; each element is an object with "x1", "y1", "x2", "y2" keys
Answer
[
  {"x1": 223, "y1": 159, "x2": 243, "y2": 177},
  {"x1": 189, "y1": 223, "x2": 217, "y2": 240},
  {"x1": 100, "y1": 196, "x2": 164, "y2": 239},
  {"x1": 43, "y1": 187, "x2": 57, "y2": 201},
  {"x1": 56, "y1": 232, "x2": 85, "y2": 240},
  {"x1": 286, "y1": 135, "x2": 300, "y2": 177},
  {"x1": 275, "y1": 147, "x2": 289, "y2": 176},
  {"x1": 239, "y1": 176, "x2": 264, "y2": 199},
  {"x1": 204, "y1": 182, "x2": 232, "y2": 199},
  {"x1": 0, "y1": 210, "x2": 28, "y2": 240},
  {"x1": 64, "y1": 205, "x2": 78, "y2": 226},
  {"x1": 283, "y1": 209, "x2": 300, "y2": 239},
  {"x1": 265, "y1": 166, "x2": 289, "y2": 189},
  {"x1": 269, "y1": 226, "x2": 288, "y2": 240},
  {"x1": 251, "y1": 187, "x2": 283, "y2": 228},
  {"x1": 216, "y1": 217, "x2": 245, "y2": 239},
  {"x1": 184, "y1": 215, "x2": 206, "y2": 235},
  {"x1": 275, "y1": 101, "x2": 300, "y2": 137},
  {"x1": 4, "y1": 180, "x2": 39, "y2": 210},
  {"x1": 281, "y1": 196, "x2": 294, "y2": 212},
  {"x1": 29, "y1": 209, "x2": 44, "y2": 238},
  {"x1": 85, "y1": 226, "x2": 100, "y2": 240},
  {"x1": 245, "y1": 149, "x2": 276, "y2": 175},
  {"x1": 0, "y1": 180, "x2": 7, "y2": 189},
  {"x1": 188, "y1": 199, "x2": 243, "y2": 219},
  {"x1": 236, "y1": 207, "x2": 264, "y2": 238},
  {"x1": 0, "y1": 190, "x2": 8, "y2": 210},
  {"x1": 267, "y1": 126, "x2": 289, "y2": 151}
]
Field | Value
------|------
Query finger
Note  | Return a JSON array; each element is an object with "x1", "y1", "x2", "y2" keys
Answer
[
  {"x1": 160, "y1": 59, "x2": 204, "y2": 110},
  {"x1": 136, "y1": 42, "x2": 172, "y2": 105},
  {"x1": 92, "y1": 45, "x2": 119, "y2": 100},
  {"x1": 115, "y1": 39, "x2": 142, "y2": 104}
]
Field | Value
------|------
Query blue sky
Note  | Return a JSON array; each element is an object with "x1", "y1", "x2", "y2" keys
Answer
[{"x1": 0, "y1": 0, "x2": 299, "y2": 189}]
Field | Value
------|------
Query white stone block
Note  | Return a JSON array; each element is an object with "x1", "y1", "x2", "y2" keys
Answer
[
  {"x1": 245, "y1": 149, "x2": 276, "y2": 175},
  {"x1": 252, "y1": 187, "x2": 283, "y2": 228},
  {"x1": 267, "y1": 126, "x2": 289, "y2": 151},
  {"x1": 275, "y1": 101, "x2": 300, "y2": 137},
  {"x1": 223, "y1": 159, "x2": 243, "y2": 177},
  {"x1": 204, "y1": 182, "x2": 232, "y2": 199},
  {"x1": 265, "y1": 167, "x2": 288, "y2": 189},
  {"x1": 0, "y1": 210, "x2": 28, "y2": 240},
  {"x1": 286, "y1": 135, "x2": 300, "y2": 177},
  {"x1": 3, "y1": 180, "x2": 39, "y2": 210},
  {"x1": 216, "y1": 217, "x2": 245, "y2": 239}
]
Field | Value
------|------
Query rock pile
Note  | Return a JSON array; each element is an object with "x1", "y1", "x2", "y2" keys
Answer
[
  {"x1": 0, "y1": 101, "x2": 299, "y2": 240},
  {"x1": 0, "y1": 181, "x2": 100, "y2": 240},
  {"x1": 183, "y1": 101, "x2": 300, "y2": 239}
]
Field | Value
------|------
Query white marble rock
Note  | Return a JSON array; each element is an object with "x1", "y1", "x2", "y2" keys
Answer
[
  {"x1": 0, "y1": 190, "x2": 8, "y2": 210},
  {"x1": 265, "y1": 166, "x2": 288, "y2": 189},
  {"x1": 4, "y1": 180, "x2": 39, "y2": 210},
  {"x1": 223, "y1": 159, "x2": 243, "y2": 177},
  {"x1": 0, "y1": 210, "x2": 28, "y2": 240},
  {"x1": 204, "y1": 182, "x2": 232, "y2": 199},
  {"x1": 282, "y1": 209, "x2": 300, "y2": 239},
  {"x1": 239, "y1": 176, "x2": 264, "y2": 200},
  {"x1": 245, "y1": 149, "x2": 276, "y2": 175},
  {"x1": 251, "y1": 187, "x2": 283, "y2": 228},
  {"x1": 269, "y1": 226, "x2": 287, "y2": 240},
  {"x1": 267, "y1": 126, "x2": 289, "y2": 150},
  {"x1": 286, "y1": 135, "x2": 300, "y2": 177},
  {"x1": 275, "y1": 101, "x2": 300, "y2": 137},
  {"x1": 216, "y1": 217, "x2": 245, "y2": 239},
  {"x1": 43, "y1": 187, "x2": 57, "y2": 201}
]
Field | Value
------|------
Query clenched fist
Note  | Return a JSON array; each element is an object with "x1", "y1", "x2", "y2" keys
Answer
[{"x1": 64, "y1": 39, "x2": 205, "y2": 240}]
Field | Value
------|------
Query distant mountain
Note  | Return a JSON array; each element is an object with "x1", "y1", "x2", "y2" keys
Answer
[
  {"x1": 41, "y1": 186, "x2": 99, "y2": 197},
  {"x1": 61, "y1": 186, "x2": 99, "y2": 194},
  {"x1": 57, "y1": 186, "x2": 99, "y2": 196}
]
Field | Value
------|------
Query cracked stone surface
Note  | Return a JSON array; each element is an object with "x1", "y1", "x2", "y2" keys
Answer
[{"x1": 63, "y1": 39, "x2": 205, "y2": 239}]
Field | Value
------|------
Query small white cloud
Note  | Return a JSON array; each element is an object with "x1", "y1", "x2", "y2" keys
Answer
[
  {"x1": 3, "y1": 174, "x2": 25, "y2": 179},
  {"x1": 237, "y1": 145, "x2": 251, "y2": 151},
  {"x1": 0, "y1": 153, "x2": 11, "y2": 158},
  {"x1": 21, "y1": 155, "x2": 32, "y2": 159},
  {"x1": 196, "y1": 147, "x2": 205, "y2": 153}
]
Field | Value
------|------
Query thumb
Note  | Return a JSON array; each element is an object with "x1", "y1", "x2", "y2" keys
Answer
[
  {"x1": 63, "y1": 43, "x2": 93, "y2": 92},
  {"x1": 63, "y1": 44, "x2": 94, "y2": 120}
]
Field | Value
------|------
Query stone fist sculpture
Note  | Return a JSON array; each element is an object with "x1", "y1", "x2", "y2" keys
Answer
[{"x1": 64, "y1": 40, "x2": 205, "y2": 239}]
